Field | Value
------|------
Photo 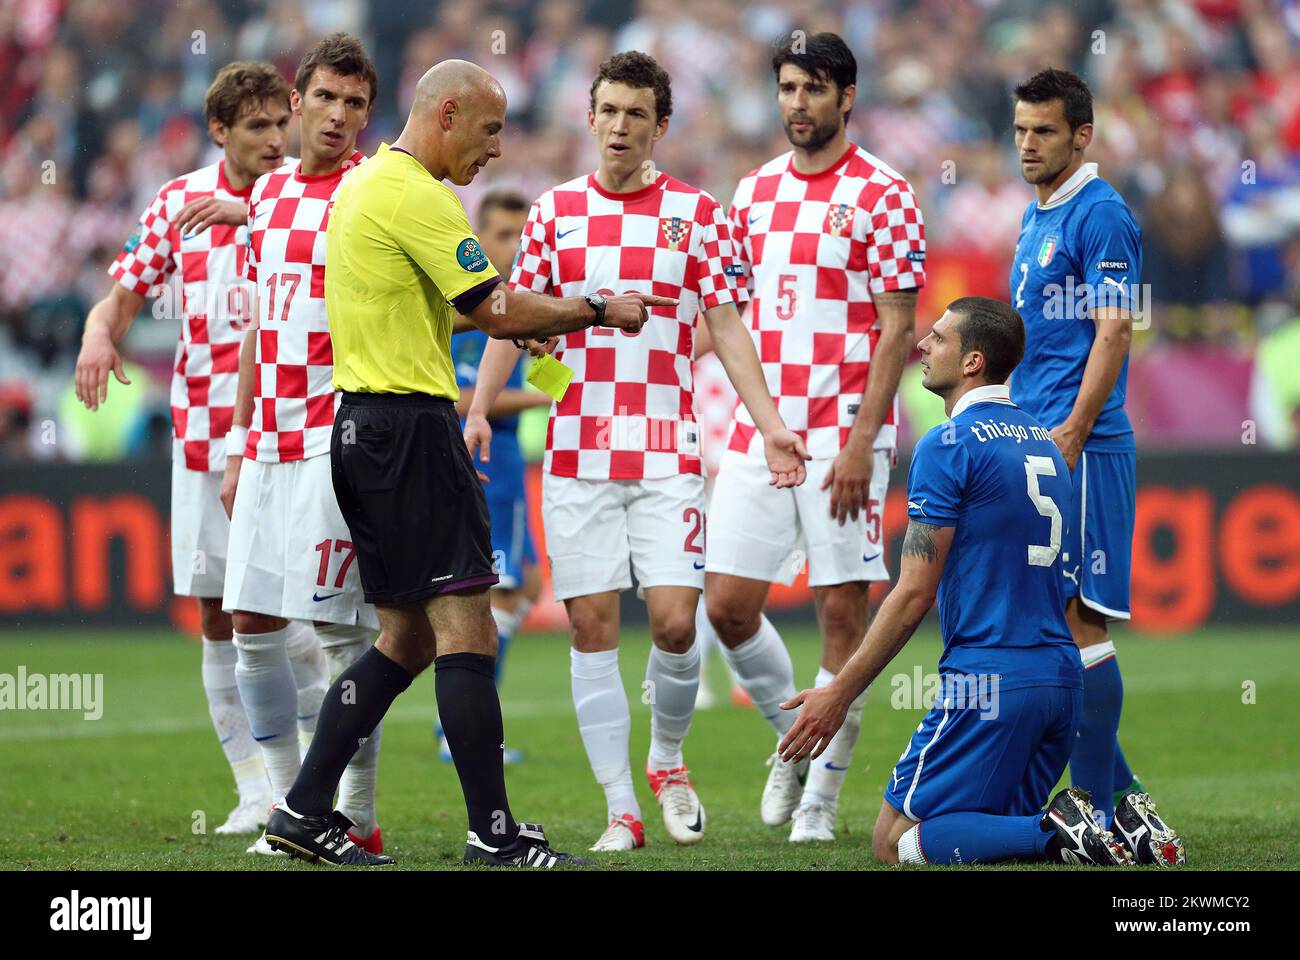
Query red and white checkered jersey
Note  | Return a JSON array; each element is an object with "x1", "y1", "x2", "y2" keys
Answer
[
  {"x1": 108, "y1": 160, "x2": 253, "y2": 472},
  {"x1": 692, "y1": 351, "x2": 738, "y2": 478},
  {"x1": 510, "y1": 171, "x2": 744, "y2": 480},
  {"x1": 243, "y1": 152, "x2": 363, "y2": 463},
  {"x1": 727, "y1": 144, "x2": 925, "y2": 460}
]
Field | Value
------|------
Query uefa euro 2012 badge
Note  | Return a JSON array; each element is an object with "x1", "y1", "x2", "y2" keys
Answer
[{"x1": 457, "y1": 237, "x2": 489, "y2": 272}]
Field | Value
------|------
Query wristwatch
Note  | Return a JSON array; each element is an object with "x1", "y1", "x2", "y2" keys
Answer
[{"x1": 584, "y1": 293, "x2": 607, "y2": 327}]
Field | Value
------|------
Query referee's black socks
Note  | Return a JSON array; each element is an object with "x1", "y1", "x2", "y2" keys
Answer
[
  {"x1": 287, "y1": 646, "x2": 412, "y2": 817},
  {"x1": 435, "y1": 652, "x2": 520, "y2": 844}
]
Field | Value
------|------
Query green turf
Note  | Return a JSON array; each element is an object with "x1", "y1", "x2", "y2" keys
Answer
[{"x1": 1, "y1": 625, "x2": 1296, "y2": 870}]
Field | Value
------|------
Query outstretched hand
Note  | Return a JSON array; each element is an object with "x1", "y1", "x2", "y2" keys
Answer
[{"x1": 777, "y1": 685, "x2": 850, "y2": 763}]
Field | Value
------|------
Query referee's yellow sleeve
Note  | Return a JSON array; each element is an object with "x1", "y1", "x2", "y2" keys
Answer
[{"x1": 389, "y1": 179, "x2": 499, "y2": 307}]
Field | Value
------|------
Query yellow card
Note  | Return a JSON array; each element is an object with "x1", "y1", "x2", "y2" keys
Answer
[{"x1": 525, "y1": 353, "x2": 574, "y2": 402}]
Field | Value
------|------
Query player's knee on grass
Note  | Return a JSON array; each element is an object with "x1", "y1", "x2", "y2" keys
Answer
[
  {"x1": 872, "y1": 800, "x2": 914, "y2": 865},
  {"x1": 198, "y1": 597, "x2": 233, "y2": 640},
  {"x1": 232, "y1": 610, "x2": 289, "y2": 635}
]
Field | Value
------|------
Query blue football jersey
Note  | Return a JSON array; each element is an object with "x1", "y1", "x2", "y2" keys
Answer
[
  {"x1": 452, "y1": 328, "x2": 525, "y2": 483},
  {"x1": 906, "y1": 385, "x2": 1081, "y2": 690},
  {"x1": 1009, "y1": 163, "x2": 1140, "y2": 452}
]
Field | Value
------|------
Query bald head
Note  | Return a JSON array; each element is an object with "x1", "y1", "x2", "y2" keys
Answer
[
  {"x1": 411, "y1": 59, "x2": 505, "y2": 118},
  {"x1": 395, "y1": 59, "x2": 506, "y2": 187}
]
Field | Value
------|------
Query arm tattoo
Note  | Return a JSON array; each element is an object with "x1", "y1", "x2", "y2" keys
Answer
[{"x1": 901, "y1": 520, "x2": 939, "y2": 563}]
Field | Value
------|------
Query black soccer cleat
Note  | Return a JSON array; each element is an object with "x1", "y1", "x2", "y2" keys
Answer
[
  {"x1": 1042, "y1": 787, "x2": 1131, "y2": 866},
  {"x1": 1113, "y1": 792, "x2": 1186, "y2": 866},
  {"x1": 263, "y1": 801, "x2": 395, "y2": 866},
  {"x1": 463, "y1": 822, "x2": 591, "y2": 868}
]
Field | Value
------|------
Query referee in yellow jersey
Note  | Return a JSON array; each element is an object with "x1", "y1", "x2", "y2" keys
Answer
[{"x1": 265, "y1": 60, "x2": 674, "y2": 868}]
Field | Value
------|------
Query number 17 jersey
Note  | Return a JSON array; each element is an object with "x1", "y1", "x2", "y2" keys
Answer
[{"x1": 906, "y1": 384, "x2": 1080, "y2": 691}]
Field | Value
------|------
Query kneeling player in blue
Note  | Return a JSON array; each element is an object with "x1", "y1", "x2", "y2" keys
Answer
[
  {"x1": 780, "y1": 298, "x2": 1176, "y2": 865},
  {"x1": 435, "y1": 190, "x2": 551, "y2": 765}
]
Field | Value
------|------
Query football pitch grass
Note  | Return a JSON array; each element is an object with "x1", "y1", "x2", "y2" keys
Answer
[{"x1": 2, "y1": 625, "x2": 1297, "y2": 871}]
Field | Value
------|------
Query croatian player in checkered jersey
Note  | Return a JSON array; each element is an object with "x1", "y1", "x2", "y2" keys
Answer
[
  {"x1": 73, "y1": 62, "x2": 333, "y2": 838},
  {"x1": 700, "y1": 33, "x2": 926, "y2": 843},
  {"x1": 467, "y1": 51, "x2": 810, "y2": 853},
  {"x1": 219, "y1": 35, "x2": 386, "y2": 855}
]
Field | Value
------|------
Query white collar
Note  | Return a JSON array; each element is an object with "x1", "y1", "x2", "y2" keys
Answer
[
  {"x1": 1038, "y1": 161, "x2": 1098, "y2": 210},
  {"x1": 950, "y1": 383, "x2": 1015, "y2": 419}
]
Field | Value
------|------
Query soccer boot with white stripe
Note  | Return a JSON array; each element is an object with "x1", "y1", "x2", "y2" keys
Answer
[
  {"x1": 789, "y1": 801, "x2": 836, "y2": 842},
  {"x1": 464, "y1": 822, "x2": 591, "y2": 868},
  {"x1": 1042, "y1": 787, "x2": 1131, "y2": 866},
  {"x1": 648, "y1": 766, "x2": 706, "y2": 844},
  {"x1": 590, "y1": 813, "x2": 646, "y2": 852},
  {"x1": 215, "y1": 794, "x2": 270, "y2": 835},
  {"x1": 761, "y1": 750, "x2": 810, "y2": 826},
  {"x1": 263, "y1": 801, "x2": 394, "y2": 866},
  {"x1": 1114, "y1": 792, "x2": 1186, "y2": 866}
]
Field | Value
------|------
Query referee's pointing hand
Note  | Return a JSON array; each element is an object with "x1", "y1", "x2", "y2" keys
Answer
[{"x1": 603, "y1": 292, "x2": 678, "y2": 333}]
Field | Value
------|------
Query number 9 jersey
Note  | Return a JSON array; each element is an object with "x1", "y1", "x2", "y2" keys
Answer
[{"x1": 906, "y1": 384, "x2": 1081, "y2": 691}]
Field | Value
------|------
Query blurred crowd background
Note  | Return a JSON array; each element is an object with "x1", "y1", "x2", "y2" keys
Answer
[{"x1": 2, "y1": 0, "x2": 1299, "y2": 463}]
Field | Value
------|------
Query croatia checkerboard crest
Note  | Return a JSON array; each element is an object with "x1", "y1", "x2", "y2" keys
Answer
[
  {"x1": 660, "y1": 216, "x2": 691, "y2": 251},
  {"x1": 824, "y1": 202, "x2": 855, "y2": 237}
]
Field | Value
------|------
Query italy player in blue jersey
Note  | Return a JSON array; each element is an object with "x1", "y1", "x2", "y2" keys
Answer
[
  {"x1": 1009, "y1": 69, "x2": 1183, "y2": 863},
  {"x1": 435, "y1": 189, "x2": 550, "y2": 765},
  {"x1": 779, "y1": 298, "x2": 1164, "y2": 865}
]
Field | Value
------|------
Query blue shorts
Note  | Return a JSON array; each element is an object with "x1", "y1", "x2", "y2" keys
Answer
[
  {"x1": 1063, "y1": 449, "x2": 1134, "y2": 620},
  {"x1": 884, "y1": 682, "x2": 1081, "y2": 822},
  {"x1": 483, "y1": 468, "x2": 536, "y2": 591}
]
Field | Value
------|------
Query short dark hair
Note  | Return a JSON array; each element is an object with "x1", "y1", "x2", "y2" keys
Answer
[
  {"x1": 1013, "y1": 67, "x2": 1093, "y2": 132},
  {"x1": 204, "y1": 61, "x2": 291, "y2": 130},
  {"x1": 590, "y1": 50, "x2": 673, "y2": 122},
  {"x1": 772, "y1": 31, "x2": 857, "y2": 119},
  {"x1": 295, "y1": 32, "x2": 378, "y2": 108},
  {"x1": 476, "y1": 188, "x2": 529, "y2": 229},
  {"x1": 947, "y1": 297, "x2": 1025, "y2": 384}
]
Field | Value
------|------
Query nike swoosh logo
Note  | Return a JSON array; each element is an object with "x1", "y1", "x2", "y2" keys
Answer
[
  {"x1": 688, "y1": 809, "x2": 703, "y2": 832},
  {"x1": 312, "y1": 591, "x2": 343, "y2": 602},
  {"x1": 825, "y1": 762, "x2": 850, "y2": 771},
  {"x1": 692, "y1": 561, "x2": 705, "y2": 570},
  {"x1": 748, "y1": 213, "x2": 764, "y2": 225},
  {"x1": 253, "y1": 734, "x2": 278, "y2": 742},
  {"x1": 862, "y1": 551, "x2": 882, "y2": 563},
  {"x1": 557, "y1": 227, "x2": 582, "y2": 239}
]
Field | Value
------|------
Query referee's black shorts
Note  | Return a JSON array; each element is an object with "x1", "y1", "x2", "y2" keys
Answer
[{"x1": 332, "y1": 392, "x2": 499, "y2": 606}]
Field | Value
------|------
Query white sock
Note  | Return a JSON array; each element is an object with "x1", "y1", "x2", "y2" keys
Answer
[
  {"x1": 646, "y1": 643, "x2": 700, "y2": 771},
  {"x1": 802, "y1": 666, "x2": 869, "y2": 808},
  {"x1": 317, "y1": 623, "x2": 381, "y2": 835},
  {"x1": 285, "y1": 622, "x2": 328, "y2": 755},
  {"x1": 719, "y1": 615, "x2": 797, "y2": 737},
  {"x1": 201, "y1": 637, "x2": 268, "y2": 802},
  {"x1": 233, "y1": 626, "x2": 300, "y2": 799},
  {"x1": 491, "y1": 603, "x2": 525, "y2": 641},
  {"x1": 571, "y1": 647, "x2": 638, "y2": 820}
]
